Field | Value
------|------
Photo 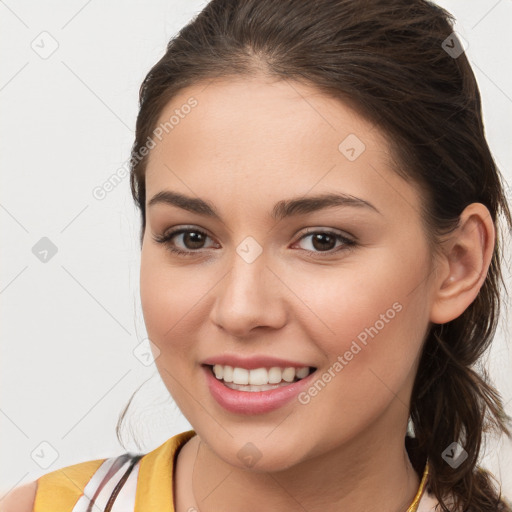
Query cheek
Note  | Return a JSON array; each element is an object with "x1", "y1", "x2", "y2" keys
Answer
[
  {"x1": 139, "y1": 247, "x2": 216, "y2": 362},
  {"x1": 139, "y1": 249, "x2": 208, "y2": 415},
  {"x1": 140, "y1": 248, "x2": 189, "y2": 350},
  {"x1": 283, "y1": 257, "x2": 429, "y2": 439},
  {"x1": 291, "y1": 248, "x2": 429, "y2": 387}
]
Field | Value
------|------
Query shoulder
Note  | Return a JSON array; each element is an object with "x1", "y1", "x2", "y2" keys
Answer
[
  {"x1": 0, "y1": 432, "x2": 197, "y2": 512},
  {"x1": 0, "y1": 457, "x2": 110, "y2": 512},
  {"x1": 34, "y1": 457, "x2": 107, "y2": 512},
  {"x1": 0, "y1": 480, "x2": 37, "y2": 512}
]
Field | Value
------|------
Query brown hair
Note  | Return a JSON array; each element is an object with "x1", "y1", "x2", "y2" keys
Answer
[{"x1": 120, "y1": 1, "x2": 512, "y2": 510}]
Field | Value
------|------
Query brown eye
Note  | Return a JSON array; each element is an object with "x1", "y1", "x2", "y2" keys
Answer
[
  {"x1": 294, "y1": 229, "x2": 357, "y2": 257},
  {"x1": 152, "y1": 227, "x2": 217, "y2": 256},
  {"x1": 310, "y1": 232, "x2": 337, "y2": 251},
  {"x1": 179, "y1": 230, "x2": 208, "y2": 250}
]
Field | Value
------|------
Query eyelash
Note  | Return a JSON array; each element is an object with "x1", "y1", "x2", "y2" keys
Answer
[{"x1": 152, "y1": 226, "x2": 357, "y2": 259}]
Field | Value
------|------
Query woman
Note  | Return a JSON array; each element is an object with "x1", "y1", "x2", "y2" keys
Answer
[{"x1": 6, "y1": 0, "x2": 511, "y2": 510}]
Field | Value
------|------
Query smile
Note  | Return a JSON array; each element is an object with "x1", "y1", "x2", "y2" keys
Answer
[
  {"x1": 203, "y1": 364, "x2": 318, "y2": 414},
  {"x1": 210, "y1": 364, "x2": 314, "y2": 391}
]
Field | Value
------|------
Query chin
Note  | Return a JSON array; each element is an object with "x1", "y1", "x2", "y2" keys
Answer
[{"x1": 202, "y1": 434, "x2": 309, "y2": 473}]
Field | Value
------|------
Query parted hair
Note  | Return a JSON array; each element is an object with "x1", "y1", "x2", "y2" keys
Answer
[{"x1": 120, "y1": 1, "x2": 512, "y2": 510}]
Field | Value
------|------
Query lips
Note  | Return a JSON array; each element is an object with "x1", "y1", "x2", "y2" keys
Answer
[{"x1": 202, "y1": 363, "x2": 318, "y2": 415}]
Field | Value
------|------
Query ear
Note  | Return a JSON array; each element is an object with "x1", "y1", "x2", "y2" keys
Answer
[{"x1": 429, "y1": 203, "x2": 495, "y2": 325}]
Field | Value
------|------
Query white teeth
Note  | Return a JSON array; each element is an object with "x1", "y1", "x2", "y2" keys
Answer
[
  {"x1": 223, "y1": 382, "x2": 287, "y2": 392},
  {"x1": 249, "y1": 368, "x2": 268, "y2": 385},
  {"x1": 296, "y1": 367, "x2": 309, "y2": 379},
  {"x1": 213, "y1": 365, "x2": 224, "y2": 379},
  {"x1": 211, "y1": 364, "x2": 312, "y2": 386},
  {"x1": 232, "y1": 367, "x2": 249, "y2": 385},
  {"x1": 282, "y1": 367, "x2": 295, "y2": 382},
  {"x1": 223, "y1": 365, "x2": 233, "y2": 382},
  {"x1": 268, "y1": 367, "x2": 282, "y2": 384}
]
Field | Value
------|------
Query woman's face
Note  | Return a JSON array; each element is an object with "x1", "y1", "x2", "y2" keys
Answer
[{"x1": 140, "y1": 75, "x2": 437, "y2": 471}]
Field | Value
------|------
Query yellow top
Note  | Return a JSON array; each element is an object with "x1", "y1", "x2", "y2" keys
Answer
[{"x1": 34, "y1": 429, "x2": 431, "y2": 511}]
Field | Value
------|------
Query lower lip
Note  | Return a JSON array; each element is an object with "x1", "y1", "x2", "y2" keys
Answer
[{"x1": 202, "y1": 365, "x2": 317, "y2": 415}]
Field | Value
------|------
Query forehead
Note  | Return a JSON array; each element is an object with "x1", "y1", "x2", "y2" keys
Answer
[
  {"x1": 150, "y1": 75, "x2": 385, "y2": 159},
  {"x1": 144, "y1": 76, "x2": 422, "y2": 221}
]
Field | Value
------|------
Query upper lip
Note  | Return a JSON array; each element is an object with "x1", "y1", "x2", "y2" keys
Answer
[{"x1": 201, "y1": 354, "x2": 316, "y2": 370}]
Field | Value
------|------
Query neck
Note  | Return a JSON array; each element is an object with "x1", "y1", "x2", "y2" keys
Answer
[{"x1": 184, "y1": 417, "x2": 422, "y2": 512}]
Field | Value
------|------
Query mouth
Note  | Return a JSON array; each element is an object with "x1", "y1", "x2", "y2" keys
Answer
[{"x1": 204, "y1": 364, "x2": 317, "y2": 392}]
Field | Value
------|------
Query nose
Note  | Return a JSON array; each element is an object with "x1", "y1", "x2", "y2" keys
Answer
[{"x1": 209, "y1": 249, "x2": 287, "y2": 338}]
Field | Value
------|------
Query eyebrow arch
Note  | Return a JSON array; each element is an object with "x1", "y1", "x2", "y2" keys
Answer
[{"x1": 147, "y1": 190, "x2": 381, "y2": 221}]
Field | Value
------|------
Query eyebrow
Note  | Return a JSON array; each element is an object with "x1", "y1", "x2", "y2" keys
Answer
[{"x1": 147, "y1": 190, "x2": 381, "y2": 221}]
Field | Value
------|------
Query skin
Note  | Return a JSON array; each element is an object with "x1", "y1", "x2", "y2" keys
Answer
[
  {"x1": 0, "y1": 481, "x2": 37, "y2": 511},
  {"x1": 139, "y1": 75, "x2": 495, "y2": 512}
]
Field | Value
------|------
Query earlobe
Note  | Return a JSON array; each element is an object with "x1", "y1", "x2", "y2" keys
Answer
[{"x1": 429, "y1": 203, "x2": 495, "y2": 325}]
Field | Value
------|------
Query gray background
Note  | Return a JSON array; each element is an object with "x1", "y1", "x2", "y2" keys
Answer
[{"x1": 1, "y1": 0, "x2": 511, "y2": 500}]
